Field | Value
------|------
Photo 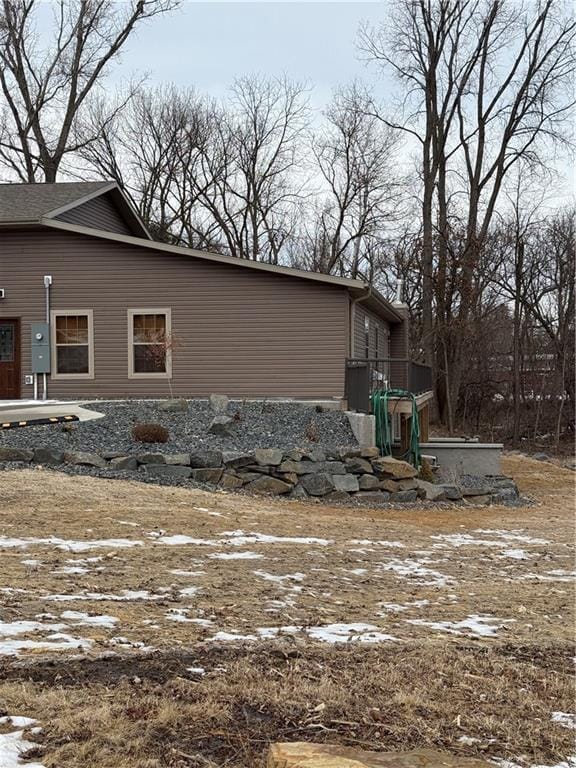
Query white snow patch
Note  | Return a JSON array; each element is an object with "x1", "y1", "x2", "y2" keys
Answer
[
  {"x1": 253, "y1": 570, "x2": 306, "y2": 585},
  {"x1": 187, "y1": 666, "x2": 206, "y2": 675},
  {"x1": 0, "y1": 536, "x2": 142, "y2": 552},
  {"x1": 60, "y1": 611, "x2": 118, "y2": 628},
  {"x1": 20, "y1": 559, "x2": 41, "y2": 566},
  {"x1": 407, "y1": 614, "x2": 511, "y2": 638},
  {"x1": 349, "y1": 539, "x2": 405, "y2": 548},
  {"x1": 500, "y1": 549, "x2": 531, "y2": 560},
  {"x1": 0, "y1": 633, "x2": 92, "y2": 656},
  {"x1": 222, "y1": 530, "x2": 332, "y2": 546},
  {"x1": 474, "y1": 529, "x2": 550, "y2": 545},
  {"x1": 179, "y1": 586, "x2": 200, "y2": 597},
  {"x1": 210, "y1": 631, "x2": 259, "y2": 642},
  {"x1": 379, "y1": 600, "x2": 431, "y2": 613},
  {"x1": 0, "y1": 619, "x2": 67, "y2": 637},
  {"x1": 166, "y1": 610, "x2": 212, "y2": 626},
  {"x1": 379, "y1": 558, "x2": 453, "y2": 587},
  {"x1": 168, "y1": 570, "x2": 205, "y2": 576},
  {"x1": 45, "y1": 590, "x2": 162, "y2": 602},
  {"x1": 492, "y1": 758, "x2": 576, "y2": 768},
  {"x1": 210, "y1": 623, "x2": 398, "y2": 644},
  {"x1": 552, "y1": 712, "x2": 576, "y2": 730},
  {"x1": 0, "y1": 716, "x2": 45, "y2": 768},
  {"x1": 51, "y1": 566, "x2": 89, "y2": 575}
]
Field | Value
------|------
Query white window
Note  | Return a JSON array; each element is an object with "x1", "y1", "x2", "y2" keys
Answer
[
  {"x1": 128, "y1": 309, "x2": 172, "y2": 378},
  {"x1": 50, "y1": 310, "x2": 94, "y2": 379}
]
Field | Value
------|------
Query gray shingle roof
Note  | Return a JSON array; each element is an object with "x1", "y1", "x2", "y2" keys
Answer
[{"x1": 0, "y1": 181, "x2": 112, "y2": 223}]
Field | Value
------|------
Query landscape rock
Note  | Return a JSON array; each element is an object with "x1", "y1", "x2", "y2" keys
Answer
[
  {"x1": 465, "y1": 494, "x2": 492, "y2": 505},
  {"x1": 267, "y1": 741, "x2": 494, "y2": 768},
  {"x1": 360, "y1": 447, "x2": 380, "y2": 459},
  {"x1": 354, "y1": 491, "x2": 391, "y2": 503},
  {"x1": 460, "y1": 485, "x2": 492, "y2": 497},
  {"x1": 64, "y1": 451, "x2": 106, "y2": 469},
  {"x1": 289, "y1": 484, "x2": 309, "y2": 499},
  {"x1": 532, "y1": 452, "x2": 550, "y2": 462},
  {"x1": 191, "y1": 467, "x2": 223, "y2": 484},
  {"x1": 301, "y1": 447, "x2": 326, "y2": 462},
  {"x1": 237, "y1": 471, "x2": 262, "y2": 483},
  {"x1": 372, "y1": 456, "x2": 417, "y2": 479},
  {"x1": 222, "y1": 451, "x2": 254, "y2": 469},
  {"x1": 110, "y1": 456, "x2": 138, "y2": 471},
  {"x1": 219, "y1": 472, "x2": 244, "y2": 490},
  {"x1": 324, "y1": 490, "x2": 351, "y2": 502},
  {"x1": 164, "y1": 453, "x2": 191, "y2": 466},
  {"x1": 415, "y1": 479, "x2": 446, "y2": 501},
  {"x1": 32, "y1": 447, "x2": 64, "y2": 465},
  {"x1": 300, "y1": 473, "x2": 336, "y2": 496},
  {"x1": 254, "y1": 447, "x2": 284, "y2": 466},
  {"x1": 278, "y1": 460, "x2": 346, "y2": 475},
  {"x1": 144, "y1": 464, "x2": 192, "y2": 480},
  {"x1": 491, "y1": 488, "x2": 519, "y2": 504},
  {"x1": 345, "y1": 456, "x2": 373, "y2": 474},
  {"x1": 395, "y1": 478, "x2": 419, "y2": 491},
  {"x1": 209, "y1": 394, "x2": 229, "y2": 413},
  {"x1": 285, "y1": 449, "x2": 305, "y2": 461},
  {"x1": 208, "y1": 414, "x2": 234, "y2": 436},
  {"x1": 100, "y1": 451, "x2": 125, "y2": 460},
  {"x1": 390, "y1": 489, "x2": 419, "y2": 503},
  {"x1": 358, "y1": 474, "x2": 380, "y2": 491},
  {"x1": 159, "y1": 399, "x2": 188, "y2": 413},
  {"x1": 0, "y1": 446, "x2": 33, "y2": 462},
  {"x1": 439, "y1": 484, "x2": 462, "y2": 500},
  {"x1": 333, "y1": 473, "x2": 360, "y2": 493},
  {"x1": 190, "y1": 449, "x2": 223, "y2": 468},
  {"x1": 339, "y1": 446, "x2": 362, "y2": 459},
  {"x1": 247, "y1": 476, "x2": 292, "y2": 495},
  {"x1": 379, "y1": 479, "x2": 402, "y2": 493},
  {"x1": 137, "y1": 453, "x2": 166, "y2": 465}
]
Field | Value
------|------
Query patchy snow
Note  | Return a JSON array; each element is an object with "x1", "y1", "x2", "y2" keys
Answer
[
  {"x1": 179, "y1": 586, "x2": 200, "y2": 597},
  {"x1": 492, "y1": 758, "x2": 576, "y2": 768},
  {"x1": 59, "y1": 611, "x2": 118, "y2": 628},
  {"x1": 0, "y1": 536, "x2": 142, "y2": 552},
  {"x1": 166, "y1": 609, "x2": 212, "y2": 626},
  {"x1": 514, "y1": 571, "x2": 575, "y2": 583},
  {"x1": 20, "y1": 559, "x2": 41, "y2": 566},
  {"x1": 209, "y1": 623, "x2": 398, "y2": 644},
  {"x1": 0, "y1": 633, "x2": 93, "y2": 656},
  {"x1": 0, "y1": 619, "x2": 67, "y2": 637},
  {"x1": 379, "y1": 600, "x2": 431, "y2": 613},
  {"x1": 379, "y1": 558, "x2": 453, "y2": 587},
  {"x1": 349, "y1": 539, "x2": 405, "y2": 548},
  {"x1": 406, "y1": 614, "x2": 511, "y2": 638},
  {"x1": 154, "y1": 535, "x2": 217, "y2": 546},
  {"x1": 253, "y1": 570, "x2": 306, "y2": 585},
  {"x1": 222, "y1": 530, "x2": 332, "y2": 546},
  {"x1": 51, "y1": 566, "x2": 90, "y2": 575},
  {"x1": 552, "y1": 712, "x2": 576, "y2": 730},
  {"x1": 474, "y1": 529, "x2": 550, "y2": 545},
  {"x1": 168, "y1": 569, "x2": 206, "y2": 576},
  {"x1": 187, "y1": 666, "x2": 206, "y2": 675},
  {"x1": 45, "y1": 590, "x2": 163, "y2": 602},
  {"x1": 499, "y1": 549, "x2": 531, "y2": 560},
  {"x1": 208, "y1": 551, "x2": 264, "y2": 560},
  {"x1": 0, "y1": 716, "x2": 45, "y2": 768}
]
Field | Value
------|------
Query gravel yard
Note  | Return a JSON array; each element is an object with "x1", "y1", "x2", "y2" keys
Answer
[{"x1": 0, "y1": 400, "x2": 356, "y2": 454}]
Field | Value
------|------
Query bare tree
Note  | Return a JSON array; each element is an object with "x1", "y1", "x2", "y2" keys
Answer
[
  {"x1": 308, "y1": 83, "x2": 404, "y2": 278},
  {"x1": 0, "y1": 0, "x2": 178, "y2": 182},
  {"x1": 361, "y1": 0, "x2": 575, "y2": 429}
]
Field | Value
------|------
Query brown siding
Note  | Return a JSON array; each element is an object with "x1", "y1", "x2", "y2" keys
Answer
[
  {"x1": 55, "y1": 194, "x2": 133, "y2": 236},
  {"x1": 0, "y1": 228, "x2": 349, "y2": 399},
  {"x1": 353, "y1": 305, "x2": 390, "y2": 359}
]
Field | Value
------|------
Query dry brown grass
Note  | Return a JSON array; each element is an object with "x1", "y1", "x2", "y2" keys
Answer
[{"x1": 0, "y1": 453, "x2": 574, "y2": 767}]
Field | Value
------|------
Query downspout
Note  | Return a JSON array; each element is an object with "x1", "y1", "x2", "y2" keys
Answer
[
  {"x1": 348, "y1": 284, "x2": 372, "y2": 358},
  {"x1": 43, "y1": 275, "x2": 52, "y2": 400}
]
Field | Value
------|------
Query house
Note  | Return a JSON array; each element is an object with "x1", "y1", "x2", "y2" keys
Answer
[{"x1": 0, "y1": 181, "x2": 427, "y2": 410}]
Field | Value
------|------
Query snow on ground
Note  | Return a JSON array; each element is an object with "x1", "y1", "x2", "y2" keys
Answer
[
  {"x1": 0, "y1": 716, "x2": 45, "y2": 768},
  {"x1": 0, "y1": 536, "x2": 143, "y2": 551},
  {"x1": 406, "y1": 614, "x2": 513, "y2": 638},
  {"x1": 552, "y1": 712, "x2": 576, "y2": 730}
]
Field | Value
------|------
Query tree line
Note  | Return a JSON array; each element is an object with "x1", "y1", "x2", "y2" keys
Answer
[{"x1": 0, "y1": 0, "x2": 574, "y2": 448}]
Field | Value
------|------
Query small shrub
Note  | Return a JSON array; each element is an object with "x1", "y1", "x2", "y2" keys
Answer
[
  {"x1": 305, "y1": 419, "x2": 320, "y2": 443},
  {"x1": 132, "y1": 422, "x2": 169, "y2": 444},
  {"x1": 418, "y1": 457, "x2": 435, "y2": 482}
]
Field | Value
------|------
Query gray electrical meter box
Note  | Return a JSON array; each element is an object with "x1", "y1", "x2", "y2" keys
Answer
[{"x1": 31, "y1": 323, "x2": 51, "y2": 374}]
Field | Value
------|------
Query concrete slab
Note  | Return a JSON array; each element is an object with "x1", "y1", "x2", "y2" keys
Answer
[{"x1": 0, "y1": 403, "x2": 104, "y2": 424}]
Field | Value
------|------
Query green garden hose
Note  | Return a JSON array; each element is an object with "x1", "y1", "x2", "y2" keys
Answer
[{"x1": 371, "y1": 389, "x2": 421, "y2": 468}]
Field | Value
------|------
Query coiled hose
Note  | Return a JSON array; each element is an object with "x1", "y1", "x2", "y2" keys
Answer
[{"x1": 371, "y1": 388, "x2": 421, "y2": 468}]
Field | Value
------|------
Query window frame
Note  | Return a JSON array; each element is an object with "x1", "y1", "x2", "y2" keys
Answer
[
  {"x1": 50, "y1": 309, "x2": 94, "y2": 380},
  {"x1": 127, "y1": 308, "x2": 172, "y2": 379}
]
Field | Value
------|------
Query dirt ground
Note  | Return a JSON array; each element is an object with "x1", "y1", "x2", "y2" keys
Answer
[{"x1": 0, "y1": 454, "x2": 574, "y2": 767}]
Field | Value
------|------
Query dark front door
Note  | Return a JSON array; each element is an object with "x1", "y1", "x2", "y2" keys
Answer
[{"x1": 0, "y1": 319, "x2": 20, "y2": 399}]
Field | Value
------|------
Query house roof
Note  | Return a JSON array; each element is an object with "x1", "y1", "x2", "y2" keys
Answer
[
  {"x1": 0, "y1": 180, "x2": 151, "y2": 238},
  {"x1": 0, "y1": 180, "x2": 403, "y2": 324}
]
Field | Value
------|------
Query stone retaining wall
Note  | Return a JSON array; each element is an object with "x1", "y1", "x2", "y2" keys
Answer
[{"x1": 0, "y1": 444, "x2": 520, "y2": 505}]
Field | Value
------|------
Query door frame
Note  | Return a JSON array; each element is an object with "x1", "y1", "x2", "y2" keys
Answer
[{"x1": 0, "y1": 317, "x2": 21, "y2": 400}]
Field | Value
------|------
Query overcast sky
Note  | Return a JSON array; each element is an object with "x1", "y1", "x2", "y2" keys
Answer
[{"x1": 112, "y1": 1, "x2": 393, "y2": 111}]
